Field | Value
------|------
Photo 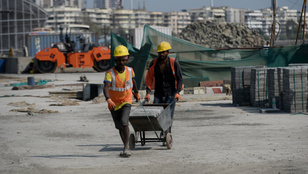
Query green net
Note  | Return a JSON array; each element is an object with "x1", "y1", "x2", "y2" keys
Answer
[{"x1": 111, "y1": 25, "x2": 308, "y2": 89}]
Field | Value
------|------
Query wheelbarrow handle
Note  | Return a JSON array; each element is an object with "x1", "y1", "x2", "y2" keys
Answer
[
  {"x1": 170, "y1": 98, "x2": 178, "y2": 105},
  {"x1": 140, "y1": 98, "x2": 177, "y2": 106},
  {"x1": 140, "y1": 100, "x2": 147, "y2": 105}
]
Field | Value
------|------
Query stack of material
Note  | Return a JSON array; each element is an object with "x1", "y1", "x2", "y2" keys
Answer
[
  {"x1": 288, "y1": 63, "x2": 308, "y2": 67},
  {"x1": 231, "y1": 67, "x2": 242, "y2": 105},
  {"x1": 250, "y1": 68, "x2": 269, "y2": 107},
  {"x1": 282, "y1": 67, "x2": 308, "y2": 113},
  {"x1": 242, "y1": 66, "x2": 254, "y2": 105},
  {"x1": 267, "y1": 68, "x2": 280, "y2": 108},
  {"x1": 231, "y1": 66, "x2": 266, "y2": 106},
  {"x1": 231, "y1": 66, "x2": 253, "y2": 106},
  {"x1": 277, "y1": 68, "x2": 284, "y2": 110}
]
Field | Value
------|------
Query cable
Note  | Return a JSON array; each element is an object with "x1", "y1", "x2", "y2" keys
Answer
[{"x1": 285, "y1": 0, "x2": 302, "y2": 9}]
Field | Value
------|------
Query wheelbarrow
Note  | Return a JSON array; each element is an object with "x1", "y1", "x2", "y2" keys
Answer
[{"x1": 128, "y1": 100, "x2": 176, "y2": 150}]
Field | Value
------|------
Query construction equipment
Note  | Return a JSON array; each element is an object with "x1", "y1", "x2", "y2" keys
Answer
[{"x1": 35, "y1": 24, "x2": 110, "y2": 73}]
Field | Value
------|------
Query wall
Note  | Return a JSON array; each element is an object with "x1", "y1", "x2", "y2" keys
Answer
[{"x1": 0, "y1": 57, "x2": 34, "y2": 74}]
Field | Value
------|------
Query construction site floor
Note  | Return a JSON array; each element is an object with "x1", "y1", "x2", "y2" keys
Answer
[{"x1": 0, "y1": 71, "x2": 307, "y2": 174}]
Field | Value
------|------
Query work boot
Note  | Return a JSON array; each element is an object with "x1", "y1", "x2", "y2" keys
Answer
[{"x1": 120, "y1": 149, "x2": 131, "y2": 157}]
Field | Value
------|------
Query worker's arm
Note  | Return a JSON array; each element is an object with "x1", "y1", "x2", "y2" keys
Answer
[
  {"x1": 144, "y1": 61, "x2": 154, "y2": 101},
  {"x1": 145, "y1": 60, "x2": 154, "y2": 95},
  {"x1": 174, "y1": 60, "x2": 183, "y2": 93},
  {"x1": 132, "y1": 78, "x2": 140, "y2": 102},
  {"x1": 132, "y1": 79, "x2": 138, "y2": 94},
  {"x1": 103, "y1": 81, "x2": 111, "y2": 100},
  {"x1": 103, "y1": 82, "x2": 116, "y2": 111}
]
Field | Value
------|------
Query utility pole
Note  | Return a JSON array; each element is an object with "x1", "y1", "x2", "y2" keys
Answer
[
  {"x1": 270, "y1": 0, "x2": 276, "y2": 47},
  {"x1": 295, "y1": 0, "x2": 307, "y2": 44},
  {"x1": 303, "y1": 0, "x2": 307, "y2": 43}
]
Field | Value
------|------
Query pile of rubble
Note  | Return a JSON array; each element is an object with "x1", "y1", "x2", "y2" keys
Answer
[{"x1": 178, "y1": 21, "x2": 265, "y2": 50}]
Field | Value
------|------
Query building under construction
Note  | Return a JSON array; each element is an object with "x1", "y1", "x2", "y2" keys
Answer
[{"x1": 0, "y1": 0, "x2": 48, "y2": 54}]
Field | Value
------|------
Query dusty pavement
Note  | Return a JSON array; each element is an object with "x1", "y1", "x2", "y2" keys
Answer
[{"x1": 0, "y1": 71, "x2": 308, "y2": 174}]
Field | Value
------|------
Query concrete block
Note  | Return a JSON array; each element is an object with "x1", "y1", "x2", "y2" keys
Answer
[
  {"x1": 83, "y1": 84, "x2": 104, "y2": 101},
  {"x1": 206, "y1": 87, "x2": 223, "y2": 94},
  {"x1": 200, "y1": 80, "x2": 223, "y2": 87},
  {"x1": 0, "y1": 57, "x2": 33, "y2": 74},
  {"x1": 183, "y1": 87, "x2": 206, "y2": 94}
]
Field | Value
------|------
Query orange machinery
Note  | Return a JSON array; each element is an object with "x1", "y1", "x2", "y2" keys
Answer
[{"x1": 35, "y1": 24, "x2": 111, "y2": 73}]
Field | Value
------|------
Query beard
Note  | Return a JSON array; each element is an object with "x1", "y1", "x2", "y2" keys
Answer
[{"x1": 159, "y1": 54, "x2": 167, "y2": 60}]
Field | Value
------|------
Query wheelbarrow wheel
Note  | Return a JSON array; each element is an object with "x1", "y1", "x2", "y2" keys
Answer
[
  {"x1": 166, "y1": 133, "x2": 173, "y2": 149},
  {"x1": 129, "y1": 133, "x2": 135, "y2": 150}
]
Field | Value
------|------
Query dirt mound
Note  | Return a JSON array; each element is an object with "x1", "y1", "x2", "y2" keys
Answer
[{"x1": 178, "y1": 21, "x2": 265, "y2": 50}]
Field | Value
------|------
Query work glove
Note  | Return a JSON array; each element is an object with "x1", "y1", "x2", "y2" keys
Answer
[
  {"x1": 174, "y1": 93, "x2": 181, "y2": 101},
  {"x1": 144, "y1": 93, "x2": 150, "y2": 101},
  {"x1": 134, "y1": 93, "x2": 140, "y2": 102},
  {"x1": 106, "y1": 98, "x2": 116, "y2": 111}
]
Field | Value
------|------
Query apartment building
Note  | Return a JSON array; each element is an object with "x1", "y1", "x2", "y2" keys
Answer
[
  {"x1": 225, "y1": 7, "x2": 245, "y2": 24},
  {"x1": 95, "y1": 0, "x2": 121, "y2": 9},
  {"x1": 45, "y1": 6, "x2": 83, "y2": 32},
  {"x1": 111, "y1": 9, "x2": 136, "y2": 34},
  {"x1": 31, "y1": 0, "x2": 54, "y2": 8},
  {"x1": 52, "y1": 0, "x2": 82, "y2": 7},
  {"x1": 188, "y1": 6, "x2": 228, "y2": 23},
  {"x1": 82, "y1": 8, "x2": 112, "y2": 28},
  {"x1": 189, "y1": 6, "x2": 208, "y2": 22},
  {"x1": 43, "y1": 4, "x2": 306, "y2": 41},
  {"x1": 148, "y1": 12, "x2": 165, "y2": 27},
  {"x1": 166, "y1": 11, "x2": 191, "y2": 34},
  {"x1": 276, "y1": 6, "x2": 299, "y2": 37},
  {"x1": 245, "y1": 10, "x2": 264, "y2": 32},
  {"x1": 44, "y1": 6, "x2": 191, "y2": 35},
  {"x1": 245, "y1": 6, "x2": 302, "y2": 37}
]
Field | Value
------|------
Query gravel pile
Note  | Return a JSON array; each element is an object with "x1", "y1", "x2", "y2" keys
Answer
[{"x1": 178, "y1": 21, "x2": 265, "y2": 50}]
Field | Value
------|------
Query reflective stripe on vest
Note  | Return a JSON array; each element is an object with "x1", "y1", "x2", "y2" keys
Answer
[{"x1": 109, "y1": 66, "x2": 133, "y2": 92}]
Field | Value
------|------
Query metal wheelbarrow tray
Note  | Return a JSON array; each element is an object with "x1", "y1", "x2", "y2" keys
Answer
[{"x1": 129, "y1": 102, "x2": 173, "y2": 150}]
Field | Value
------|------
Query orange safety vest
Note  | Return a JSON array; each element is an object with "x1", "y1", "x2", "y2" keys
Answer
[
  {"x1": 107, "y1": 66, "x2": 133, "y2": 106},
  {"x1": 146, "y1": 57, "x2": 181, "y2": 90}
]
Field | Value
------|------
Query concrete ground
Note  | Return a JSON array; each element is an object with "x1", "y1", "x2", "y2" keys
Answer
[{"x1": 0, "y1": 70, "x2": 308, "y2": 174}]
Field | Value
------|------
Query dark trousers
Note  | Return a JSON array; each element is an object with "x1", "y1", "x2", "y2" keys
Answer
[{"x1": 153, "y1": 94, "x2": 175, "y2": 133}]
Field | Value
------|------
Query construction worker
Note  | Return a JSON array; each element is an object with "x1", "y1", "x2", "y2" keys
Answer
[
  {"x1": 144, "y1": 41, "x2": 183, "y2": 134},
  {"x1": 22, "y1": 60, "x2": 37, "y2": 74},
  {"x1": 103, "y1": 45, "x2": 140, "y2": 157}
]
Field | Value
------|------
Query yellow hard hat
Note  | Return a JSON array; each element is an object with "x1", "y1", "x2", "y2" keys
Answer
[
  {"x1": 114, "y1": 45, "x2": 129, "y2": 57},
  {"x1": 157, "y1": 41, "x2": 171, "y2": 53}
]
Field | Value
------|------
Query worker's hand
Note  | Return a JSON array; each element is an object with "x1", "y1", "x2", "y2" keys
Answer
[
  {"x1": 134, "y1": 93, "x2": 140, "y2": 102},
  {"x1": 106, "y1": 98, "x2": 116, "y2": 111},
  {"x1": 144, "y1": 93, "x2": 150, "y2": 101},
  {"x1": 174, "y1": 93, "x2": 181, "y2": 101}
]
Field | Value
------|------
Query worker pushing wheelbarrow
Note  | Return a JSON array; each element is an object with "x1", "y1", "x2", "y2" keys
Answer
[
  {"x1": 130, "y1": 41, "x2": 183, "y2": 150},
  {"x1": 128, "y1": 99, "x2": 177, "y2": 150}
]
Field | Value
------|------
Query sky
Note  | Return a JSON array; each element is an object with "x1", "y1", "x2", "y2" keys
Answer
[{"x1": 87, "y1": 0, "x2": 305, "y2": 12}]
